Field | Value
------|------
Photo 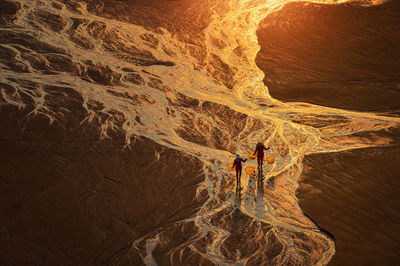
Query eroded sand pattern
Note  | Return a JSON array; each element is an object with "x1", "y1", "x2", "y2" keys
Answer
[{"x1": 0, "y1": 0, "x2": 399, "y2": 265}]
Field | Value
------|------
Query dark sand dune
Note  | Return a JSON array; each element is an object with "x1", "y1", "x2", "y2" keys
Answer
[
  {"x1": 0, "y1": 88, "x2": 205, "y2": 265},
  {"x1": 256, "y1": 0, "x2": 400, "y2": 113},
  {"x1": 297, "y1": 143, "x2": 400, "y2": 265}
]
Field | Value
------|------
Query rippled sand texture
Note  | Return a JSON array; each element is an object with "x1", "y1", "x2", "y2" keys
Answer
[
  {"x1": 256, "y1": 0, "x2": 400, "y2": 113},
  {"x1": 297, "y1": 144, "x2": 400, "y2": 265},
  {"x1": 257, "y1": 1, "x2": 400, "y2": 264},
  {"x1": 0, "y1": 0, "x2": 399, "y2": 265},
  {"x1": 0, "y1": 99, "x2": 206, "y2": 265}
]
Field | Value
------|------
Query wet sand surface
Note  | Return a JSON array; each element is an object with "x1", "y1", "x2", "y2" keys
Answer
[
  {"x1": 0, "y1": 89, "x2": 206, "y2": 265},
  {"x1": 256, "y1": 0, "x2": 400, "y2": 113},
  {"x1": 257, "y1": 2, "x2": 400, "y2": 264},
  {"x1": 1, "y1": 0, "x2": 399, "y2": 264},
  {"x1": 297, "y1": 144, "x2": 400, "y2": 265}
]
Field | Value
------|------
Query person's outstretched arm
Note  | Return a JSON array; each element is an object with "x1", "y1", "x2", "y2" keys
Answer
[
  {"x1": 253, "y1": 147, "x2": 257, "y2": 156},
  {"x1": 241, "y1": 158, "x2": 247, "y2": 162},
  {"x1": 232, "y1": 160, "x2": 237, "y2": 169},
  {"x1": 264, "y1": 146, "x2": 270, "y2": 151}
]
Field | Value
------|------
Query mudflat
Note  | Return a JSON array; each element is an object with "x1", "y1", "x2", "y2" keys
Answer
[
  {"x1": 0, "y1": 99, "x2": 206, "y2": 265},
  {"x1": 297, "y1": 145, "x2": 400, "y2": 265}
]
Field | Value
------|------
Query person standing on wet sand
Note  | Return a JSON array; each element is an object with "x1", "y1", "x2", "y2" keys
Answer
[
  {"x1": 253, "y1": 142, "x2": 270, "y2": 173},
  {"x1": 232, "y1": 154, "x2": 247, "y2": 190}
]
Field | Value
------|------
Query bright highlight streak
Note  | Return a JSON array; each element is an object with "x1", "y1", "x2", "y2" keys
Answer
[{"x1": 0, "y1": 0, "x2": 397, "y2": 265}]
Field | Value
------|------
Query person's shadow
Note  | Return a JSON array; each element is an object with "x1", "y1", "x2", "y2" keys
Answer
[
  {"x1": 257, "y1": 167, "x2": 265, "y2": 186},
  {"x1": 256, "y1": 175, "x2": 264, "y2": 202},
  {"x1": 232, "y1": 187, "x2": 242, "y2": 250},
  {"x1": 235, "y1": 185, "x2": 242, "y2": 209},
  {"x1": 258, "y1": 166, "x2": 264, "y2": 178}
]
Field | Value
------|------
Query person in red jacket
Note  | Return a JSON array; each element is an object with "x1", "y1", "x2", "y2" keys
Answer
[
  {"x1": 232, "y1": 154, "x2": 247, "y2": 190},
  {"x1": 253, "y1": 142, "x2": 270, "y2": 172}
]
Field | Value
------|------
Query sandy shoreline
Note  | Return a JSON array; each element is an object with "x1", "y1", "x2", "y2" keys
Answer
[{"x1": 296, "y1": 145, "x2": 400, "y2": 265}]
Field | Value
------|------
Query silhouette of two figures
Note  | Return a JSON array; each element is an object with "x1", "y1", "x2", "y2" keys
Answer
[{"x1": 233, "y1": 142, "x2": 270, "y2": 190}]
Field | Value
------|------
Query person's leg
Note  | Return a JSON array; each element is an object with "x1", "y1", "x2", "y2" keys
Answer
[
  {"x1": 238, "y1": 169, "x2": 242, "y2": 188},
  {"x1": 236, "y1": 168, "x2": 240, "y2": 189}
]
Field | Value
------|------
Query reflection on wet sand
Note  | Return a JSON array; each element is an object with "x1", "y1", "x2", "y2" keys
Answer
[{"x1": 0, "y1": 0, "x2": 399, "y2": 265}]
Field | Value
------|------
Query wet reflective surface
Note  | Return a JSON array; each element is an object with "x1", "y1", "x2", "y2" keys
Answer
[{"x1": 0, "y1": 0, "x2": 399, "y2": 265}]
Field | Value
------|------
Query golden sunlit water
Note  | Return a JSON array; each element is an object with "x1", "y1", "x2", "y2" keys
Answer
[{"x1": 1, "y1": 0, "x2": 399, "y2": 265}]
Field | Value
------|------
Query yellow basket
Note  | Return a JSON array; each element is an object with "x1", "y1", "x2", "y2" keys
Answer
[
  {"x1": 227, "y1": 163, "x2": 235, "y2": 171},
  {"x1": 245, "y1": 167, "x2": 255, "y2": 175},
  {"x1": 248, "y1": 153, "x2": 256, "y2": 160},
  {"x1": 266, "y1": 156, "x2": 275, "y2": 164}
]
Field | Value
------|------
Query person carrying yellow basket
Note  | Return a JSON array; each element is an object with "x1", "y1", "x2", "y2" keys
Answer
[
  {"x1": 232, "y1": 154, "x2": 247, "y2": 190},
  {"x1": 252, "y1": 142, "x2": 270, "y2": 173}
]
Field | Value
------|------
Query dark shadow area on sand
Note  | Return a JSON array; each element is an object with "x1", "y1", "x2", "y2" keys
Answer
[
  {"x1": 256, "y1": 0, "x2": 400, "y2": 114},
  {"x1": 257, "y1": 2, "x2": 400, "y2": 263},
  {"x1": 303, "y1": 213, "x2": 335, "y2": 241},
  {"x1": 0, "y1": 88, "x2": 206, "y2": 265},
  {"x1": 297, "y1": 145, "x2": 400, "y2": 265}
]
